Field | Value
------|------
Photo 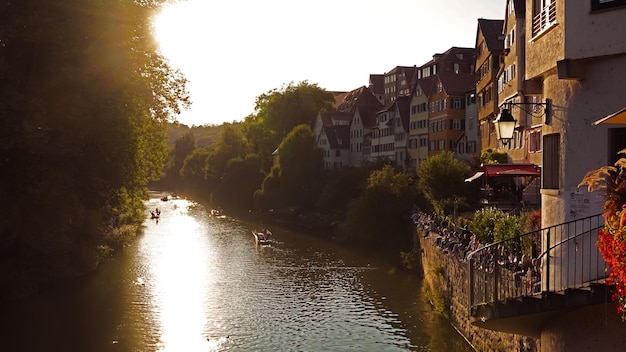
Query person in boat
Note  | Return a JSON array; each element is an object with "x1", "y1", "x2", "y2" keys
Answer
[{"x1": 155, "y1": 208, "x2": 160, "y2": 216}]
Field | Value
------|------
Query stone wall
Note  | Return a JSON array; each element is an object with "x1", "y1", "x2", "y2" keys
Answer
[{"x1": 419, "y1": 231, "x2": 539, "y2": 352}]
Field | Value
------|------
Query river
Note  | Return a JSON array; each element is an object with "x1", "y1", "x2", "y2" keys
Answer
[{"x1": 1, "y1": 192, "x2": 473, "y2": 351}]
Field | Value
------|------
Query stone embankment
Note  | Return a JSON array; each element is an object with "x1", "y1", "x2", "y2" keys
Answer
[{"x1": 419, "y1": 228, "x2": 539, "y2": 352}]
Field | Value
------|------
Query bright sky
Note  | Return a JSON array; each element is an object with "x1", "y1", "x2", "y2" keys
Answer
[{"x1": 153, "y1": 0, "x2": 504, "y2": 126}]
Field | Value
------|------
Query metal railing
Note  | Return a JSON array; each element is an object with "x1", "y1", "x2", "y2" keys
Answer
[
  {"x1": 532, "y1": 2, "x2": 557, "y2": 37},
  {"x1": 469, "y1": 213, "x2": 607, "y2": 308}
]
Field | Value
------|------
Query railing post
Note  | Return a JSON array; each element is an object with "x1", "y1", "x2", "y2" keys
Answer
[
  {"x1": 545, "y1": 229, "x2": 550, "y2": 292},
  {"x1": 468, "y1": 259, "x2": 474, "y2": 314},
  {"x1": 493, "y1": 258, "x2": 499, "y2": 302}
]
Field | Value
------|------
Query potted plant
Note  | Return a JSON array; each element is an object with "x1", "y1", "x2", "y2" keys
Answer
[{"x1": 579, "y1": 148, "x2": 626, "y2": 319}]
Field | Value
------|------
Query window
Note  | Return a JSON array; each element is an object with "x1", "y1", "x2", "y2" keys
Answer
[
  {"x1": 335, "y1": 150, "x2": 340, "y2": 157},
  {"x1": 543, "y1": 133, "x2": 560, "y2": 189},
  {"x1": 529, "y1": 130, "x2": 542, "y2": 152},
  {"x1": 467, "y1": 141, "x2": 477, "y2": 154},
  {"x1": 532, "y1": 0, "x2": 557, "y2": 37},
  {"x1": 452, "y1": 119, "x2": 464, "y2": 130},
  {"x1": 592, "y1": 0, "x2": 626, "y2": 11}
]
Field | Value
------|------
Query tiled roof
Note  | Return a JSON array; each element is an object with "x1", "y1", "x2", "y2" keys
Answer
[
  {"x1": 418, "y1": 47, "x2": 475, "y2": 68},
  {"x1": 416, "y1": 76, "x2": 436, "y2": 97},
  {"x1": 334, "y1": 86, "x2": 383, "y2": 114},
  {"x1": 330, "y1": 125, "x2": 351, "y2": 149},
  {"x1": 319, "y1": 111, "x2": 351, "y2": 150},
  {"x1": 395, "y1": 95, "x2": 411, "y2": 131},
  {"x1": 319, "y1": 110, "x2": 352, "y2": 126},
  {"x1": 332, "y1": 91, "x2": 349, "y2": 108},
  {"x1": 438, "y1": 72, "x2": 476, "y2": 96},
  {"x1": 478, "y1": 19, "x2": 505, "y2": 52},
  {"x1": 358, "y1": 105, "x2": 380, "y2": 129}
]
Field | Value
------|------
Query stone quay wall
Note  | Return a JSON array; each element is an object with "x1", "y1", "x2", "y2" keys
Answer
[{"x1": 419, "y1": 231, "x2": 539, "y2": 352}]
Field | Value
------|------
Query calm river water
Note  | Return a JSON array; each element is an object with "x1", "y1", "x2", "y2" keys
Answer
[{"x1": 2, "y1": 192, "x2": 473, "y2": 352}]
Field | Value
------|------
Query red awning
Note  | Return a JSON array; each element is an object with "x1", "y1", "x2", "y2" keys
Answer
[{"x1": 482, "y1": 164, "x2": 540, "y2": 177}]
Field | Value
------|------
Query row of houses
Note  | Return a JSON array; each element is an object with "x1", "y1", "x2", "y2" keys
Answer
[
  {"x1": 314, "y1": 0, "x2": 626, "y2": 348},
  {"x1": 314, "y1": 0, "x2": 626, "y2": 226},
  {"x1": 313, "y1": 46, "x2": 477, "y2": 171}
]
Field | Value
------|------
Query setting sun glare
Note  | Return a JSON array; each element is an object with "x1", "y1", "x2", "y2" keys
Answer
[{"x1": 151, "y1": 0, "x2": 504, "y2": 127}]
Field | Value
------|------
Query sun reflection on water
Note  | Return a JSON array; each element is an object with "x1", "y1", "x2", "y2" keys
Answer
[{"x1": 148, "y1": 200, "x2": 220, "y2": 351}]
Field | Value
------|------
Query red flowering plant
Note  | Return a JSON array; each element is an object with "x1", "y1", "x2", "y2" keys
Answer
[{"x1": 579, "y1": 148, "x2": 626, "y2": 319}]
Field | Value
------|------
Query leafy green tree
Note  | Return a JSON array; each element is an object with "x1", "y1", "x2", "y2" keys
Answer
[
  {"x1": 161, "y1": 131, "x2": 196, "y2": 187},
  {"x1": 179, "y1": 125, "x2": 249, "y2": 201},
  {"x1": 256, "y1": 125, "x2": 324, "y2": 210},
  {"x1": 416, "y1": 151, "x2": 471, "y2": 216},
  {"x1": 242, "y1": 117, "x2": 279, "y2": 169},
  {"x1": 243, "y1": 82, "x2": 334, "y2": 163},
  {"x1": 211, "y1": 154, "x2": 265, "y2": 212},
  {"x1": 205, "y1": 125, "x2": 249, "y2": 182},
  {"x1": 0, "y1": 0, "x2": 189, "y2": 296},
  {"x1": 180, "y1": 147, "x2": 212, "y2": 197},
  {"x1": 481, "y1": 149, "x2": 509, "y2": 164},
  {"x1": 470, "y1": 208, "x2": 524, "y2": 252},
  {"x1": 342, "y1": 165, "x2": 416, "y2": 250}
]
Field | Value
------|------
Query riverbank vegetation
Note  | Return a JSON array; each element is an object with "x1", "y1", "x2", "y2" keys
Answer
[
  {"x1": 1, "y1": 1, "x2": 539, "y2": 301},
  {"x1": 0, "y1": 0, "x2": 189, "y2": 298}
]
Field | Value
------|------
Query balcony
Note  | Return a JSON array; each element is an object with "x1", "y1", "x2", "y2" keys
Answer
[
  {"x1": 468, "y1": 214, "x2": 609, "y2": 337},
  {"x1": 532, "y1": 2, "x2": 557, "y2": 37}
]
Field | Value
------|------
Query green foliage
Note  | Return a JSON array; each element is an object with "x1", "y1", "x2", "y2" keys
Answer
[
  {"x1": 0, "y1": 0, "x2": 189, "y2": 295},
  {"x1": 416, "y1": 151, "x2": 471, "y2": 216},
  {"x1": 179, "y1": 147, "x2": 212, "y2": 196},
  {"x1": 470, "y1": 208, "x2": 499, "y2": 244},
  {"x1": 470, "y1": 208, "x2": 524, "y2": 248},
  {"x1": 256, "y1": 125, "x2": 325, "y2": 210},
  {"x1": 243, "y1": 81, "x2": 334, "y2": 164},
  {"x1": 211, "y1": 154, "x2": 265, "y2": 212},
  {"x1": 342, "y1": 165, "x2": 416, "y2": 250},
  {"x1": 316, "y1": 165, "x2": 375, "y2": 216},
  {"x1": 481, "y1": 149, "x2": 509, "y2": 164},
  {"x1": 161, "y1": 131, "x2": 196, "y2": 187},
  {"x1": 422, "y1": 267, "x2": 451, "y2": 318},
  {"x1": 176, "y1": 125, "x2": 251, "y2": 202},
  {"x1": 400, "y1": 250, "x2": 421, "y2": 272},
  {"x1": 493, "y1": 213, "x2": 522, "y2": 244}
]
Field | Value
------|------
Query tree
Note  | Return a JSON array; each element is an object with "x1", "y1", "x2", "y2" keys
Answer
[
  {"x1": 481, "y1": 148, "x2": 509, "y2": 164},
  {"x1": 211, "y1": 154, "x2": 265, "y2": 212},
  {"x1": 342, "y1": 165, "x2": 416, "y2": 250},
  {"x1": 256, "y1": 125, "x2": 324, "y2": 210},
  {"x1": 243, "y1": 81, "x2": 334, "y2": 163},
  {"x1": 416, "y1": 151, "x2": 471, "y2": 216},
  {"x1": 162, "y1": 131, "x2": 196, "y2": 187},
  {"x1": 0, "y1": 0, "x2": 190, "y2": 296},
  {"x1": 180, "y1": 147, "x2": 213, "y2": 198}
]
